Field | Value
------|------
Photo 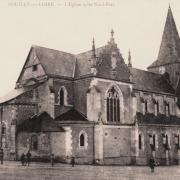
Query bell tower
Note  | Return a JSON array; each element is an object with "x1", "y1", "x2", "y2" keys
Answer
[{"x1": 148, "y1": 6, "x2": 180, "y2": 89}]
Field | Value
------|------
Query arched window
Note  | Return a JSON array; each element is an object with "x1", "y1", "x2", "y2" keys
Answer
[
  {"x1": 59, "y1": 88, "x2": 64, "y2": 106},
  {"x1": 106, "y1": 86, "x2": 120, "y2": 122},
  {"x1": 31, "y1": 135, "x2": 38, "y2": 150},
  {"x1": 80, "y1": 134, "x2": 85, "y2": 147},
  {"x1": 57, "y1": 87, "x2": 68, "y2": 106},
  {"x1": 154, "y1": 102, "x2": 159, "y2": 116},
  {"x1": 79, "y1": 131, "x2": 88, "y2": 148},
  {"x1": 139, "y1": 134, "x2": 142, "y2": 150}
]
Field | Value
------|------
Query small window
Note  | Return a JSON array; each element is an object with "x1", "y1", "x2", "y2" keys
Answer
[
  {"x1": 139, "y1": 134, "x2": 142, "y2": 150},
  {"x1": 145, "y1": 100, "x2": 148, "y2": 113},
  {"x1": 154, "y1": 102, "x2": 159, "y2": 116},
  {"x1": 31, "y1": 135, "x2": 38, "y2": 150},
  {"x1": 80, "y1": 134, "x2": 85, "y2": 147},
  {"x1": 60, "y1": 88, "x2": 64, "y2": 106},
  {"x1": 166, "y1": 135, "x2": 168, "y2": 145},
  {"x1": 32, "y1": 64, "x2": 37, "y2": 71},
  {"x1": 153, "y1": 134, "x2": 156, "y2": 150}
]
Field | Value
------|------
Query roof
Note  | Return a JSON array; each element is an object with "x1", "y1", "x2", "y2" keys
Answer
[
  {"x1": 76, "y1": 43, "x2": 131, "y2": 81},
  {"x1": 0, "y1": 84, "x2": 38, "y2": 104},
  {"x1": 148, "y1": 7, "x2": 180, "y2": 68},
  {"x1": 55, "y1": 108, "x2": 88, "y2": 122},
  {"x1": 137, "y1": 112, "x2": 180, "y2": 125},
  {"x1": 17, "y1": 112, "x2": 65, "y2": 132},
  {"x1": 34, "y1": 46, "x2": 76, "y2": 78},
  {"x1": 75, "y1": 46, "x2": 106, "y2": 77},
  {"x1": 131, "y1": 68, "x2": 175, "y2": 94}
]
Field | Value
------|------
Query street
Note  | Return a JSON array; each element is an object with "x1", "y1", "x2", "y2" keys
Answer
[{"x1": 0, "y1": 161, "x2": 180, "y2": 180}]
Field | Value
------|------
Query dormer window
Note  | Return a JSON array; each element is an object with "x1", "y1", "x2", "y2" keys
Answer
[{"x1": 32, "y1": 64, "x2": 37, "y2": 71}]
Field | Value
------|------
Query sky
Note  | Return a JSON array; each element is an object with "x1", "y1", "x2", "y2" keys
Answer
[{"x1": 0, "y1": 0, "x2": 180, "y2": 97}]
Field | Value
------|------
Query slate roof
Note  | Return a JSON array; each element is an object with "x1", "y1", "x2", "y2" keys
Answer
[
  {"x1": 17, "y1": 112, "x2": 64, "y2": 132},
  {"x1": 33, "y1": 46, "x2": 76, "y2": 78},
  {"x1": 130, "y1": 68, "x2": 175, "y2": 94},
  {"x1": 0, "y1": 84, "x2": 39, "y2": 104},
  {"x1": 76, "y1": 44, "x2": 131, "y2": 82},
  {"x1": 75, "y1": 46, "x2": 106, "y2": 77},
  {"x1": 148, "y1": 7, "x2": 180, "y2": 68},
  {"x1": 55, "y1": 108, "x2": 88, "y2": 122},
  {"x1": 137, "y1": 112, "x2": 180, "y2": 125}
]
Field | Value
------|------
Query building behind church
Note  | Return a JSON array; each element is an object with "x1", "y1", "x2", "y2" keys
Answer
[{"x1": 1, "y1": 6, "x2": 180, "y2": 165}]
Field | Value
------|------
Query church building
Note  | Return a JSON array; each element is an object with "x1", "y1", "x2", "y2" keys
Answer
[{"x1": 1, "y1": 6, "x2": 180, "y2": 165}]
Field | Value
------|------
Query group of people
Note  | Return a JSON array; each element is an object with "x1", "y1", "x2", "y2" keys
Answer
[{"x1": 20, "y1": 150, "x2": 32, "y2": 166}]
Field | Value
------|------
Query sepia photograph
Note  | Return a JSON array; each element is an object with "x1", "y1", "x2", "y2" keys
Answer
[{"x1": 0, "y1": 0, "x2": 180, "y2": 179}]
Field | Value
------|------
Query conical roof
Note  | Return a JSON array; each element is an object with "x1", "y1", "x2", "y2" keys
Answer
[{"x1": 148, "y1": 6, "x2": 180, "y2": 68}]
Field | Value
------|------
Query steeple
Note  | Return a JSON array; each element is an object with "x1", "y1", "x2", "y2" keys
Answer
[
  {"x1": 128, "y1": 49, "x2": 132, "y2": 68},
  {"x1": 92, "y1": 37, "x2": 96, "y2": 58},
  {"x1": 109, "y1": 29, "x2": 115, "y2": 44},
  {"x1": 147, "y1": 6, "x2": 180, "y2": 89},
  {"x1": 90, "y1": 38, "x2": 97, "y2": 75},
  {"x1": 148, "y1": 6, "x2": 180, "y2": 68}
]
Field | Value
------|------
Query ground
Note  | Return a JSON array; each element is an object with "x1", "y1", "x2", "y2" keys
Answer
[{"x1": 0, "y1": 161, "x2": 180, "y2": 180}]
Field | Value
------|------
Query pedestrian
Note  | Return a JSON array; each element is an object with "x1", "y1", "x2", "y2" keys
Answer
[
  {"x1": 50, "y1": 154, "x2": 55, "y2": 167},
  {"x1": 149, "y1": 157, "x2": 155, "y2": 173},
  {"x1": 26, "y1": 150, "x2": 32, "y2": 166},
  {"x1": 71, "y1": 157, "x2": 75, "y2": 167},
  {"x1": 20, "y1": 153, "x2": 25, "y2": 166},
  {"x1": 0, "y1": 149, "x2": 3, "y2": 165}
]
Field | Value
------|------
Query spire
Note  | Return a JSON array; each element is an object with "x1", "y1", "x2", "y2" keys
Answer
[
  {"x1": 90, "y1": 38, "x2": 97, "y2": 75},
  {"x1": 148, "y1": 6, "x2": 180, "y2": 68},
  {"x1": 92, "y1": 37, "x2": 96, "y2": 58},
  {"x1": 109, "y1": 29, "x2": 115, "y2": 44},
  {"x1": 128, "y1": 49, "x2": 132, "y2": 68}
]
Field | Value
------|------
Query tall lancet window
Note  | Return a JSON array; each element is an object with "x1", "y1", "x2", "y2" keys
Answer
[
  {"x1": 59, "y1": 88, "x2": 64, "y2": 106},
  {"x1": 107, "y1": 86, "x2": 120, "y2": 122},
  {"x1": 57, "y1": 87, "x2": 67, "y2": 106}
]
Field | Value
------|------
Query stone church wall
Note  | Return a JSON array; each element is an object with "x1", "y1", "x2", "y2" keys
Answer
[
  {"x1": 70, "y1": 125, "x2": 94, "y2": 164},
  {"x1": 17, "y1": 132, "x2": 51, "y2": 160},
  {"x1": 92, "y1": 79, "x2": 133, "y2": 124},
  {"x1": 103, "y1": 126, "x2": 132, "y2": 165},
  {"x1": 74, "y1": 78, "x2": 92, "y2": 115},
  {"x1": 137, "y1": 125, "x2": 180, "y2": 165}
]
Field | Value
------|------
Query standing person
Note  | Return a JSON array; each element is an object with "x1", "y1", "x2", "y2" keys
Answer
[
  {"x1": 50, "y1": 154, "x2": 55, "y2": 167},
  {"x1": 26, "y1": 150, "x2": 32, "y2": 166},
  {"x1": 71, "y1": 157, "x2": 75, "y2": 167},
  {"x1": 0, "y1": 149, "x2": 3, "y2": 165},
  {"x1": 149, "y1": 157, "x2": 155, "y2": 173},
  {"x1": 20, "y1": 153, "x2": 25, "y2": 166}
]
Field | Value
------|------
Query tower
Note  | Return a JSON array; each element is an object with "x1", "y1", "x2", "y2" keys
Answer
[{"x1": 148, "y1": 6, "x2": 180, "y2": 89}]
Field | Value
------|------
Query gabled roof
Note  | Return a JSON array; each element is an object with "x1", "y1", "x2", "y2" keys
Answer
[
  {"x1": 34, "y1": 46, "x2": 76, "y2": 78},
  {"x1": 55, "y1": 108, "x2": 88, "y2": 122},
  {"x1": 137, "y1": 112, "x2": 180, "y2": 125},
  {"x1": 76, "y1": 43, "x2": 131, "y2": 82},
  {"x1": 75, "y1": 46, "x2": 106, "y2": 77},
  {"x1": 131, "y1": 68, "x2": 175, "y2": 94},
  {"x1": 148, "y1": 6, "x2": 180, "y2": 68},
  {"x1": 17, "y1": 46, "x2": 76, "y2": 83},
  {"x1": 17, "y1": 112, "x2": 64, "y2": 132}
]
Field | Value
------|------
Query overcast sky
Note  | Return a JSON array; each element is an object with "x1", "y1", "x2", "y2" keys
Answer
[{"x1": 0, "y1": 0, "x2": 180, "y2": 97}]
